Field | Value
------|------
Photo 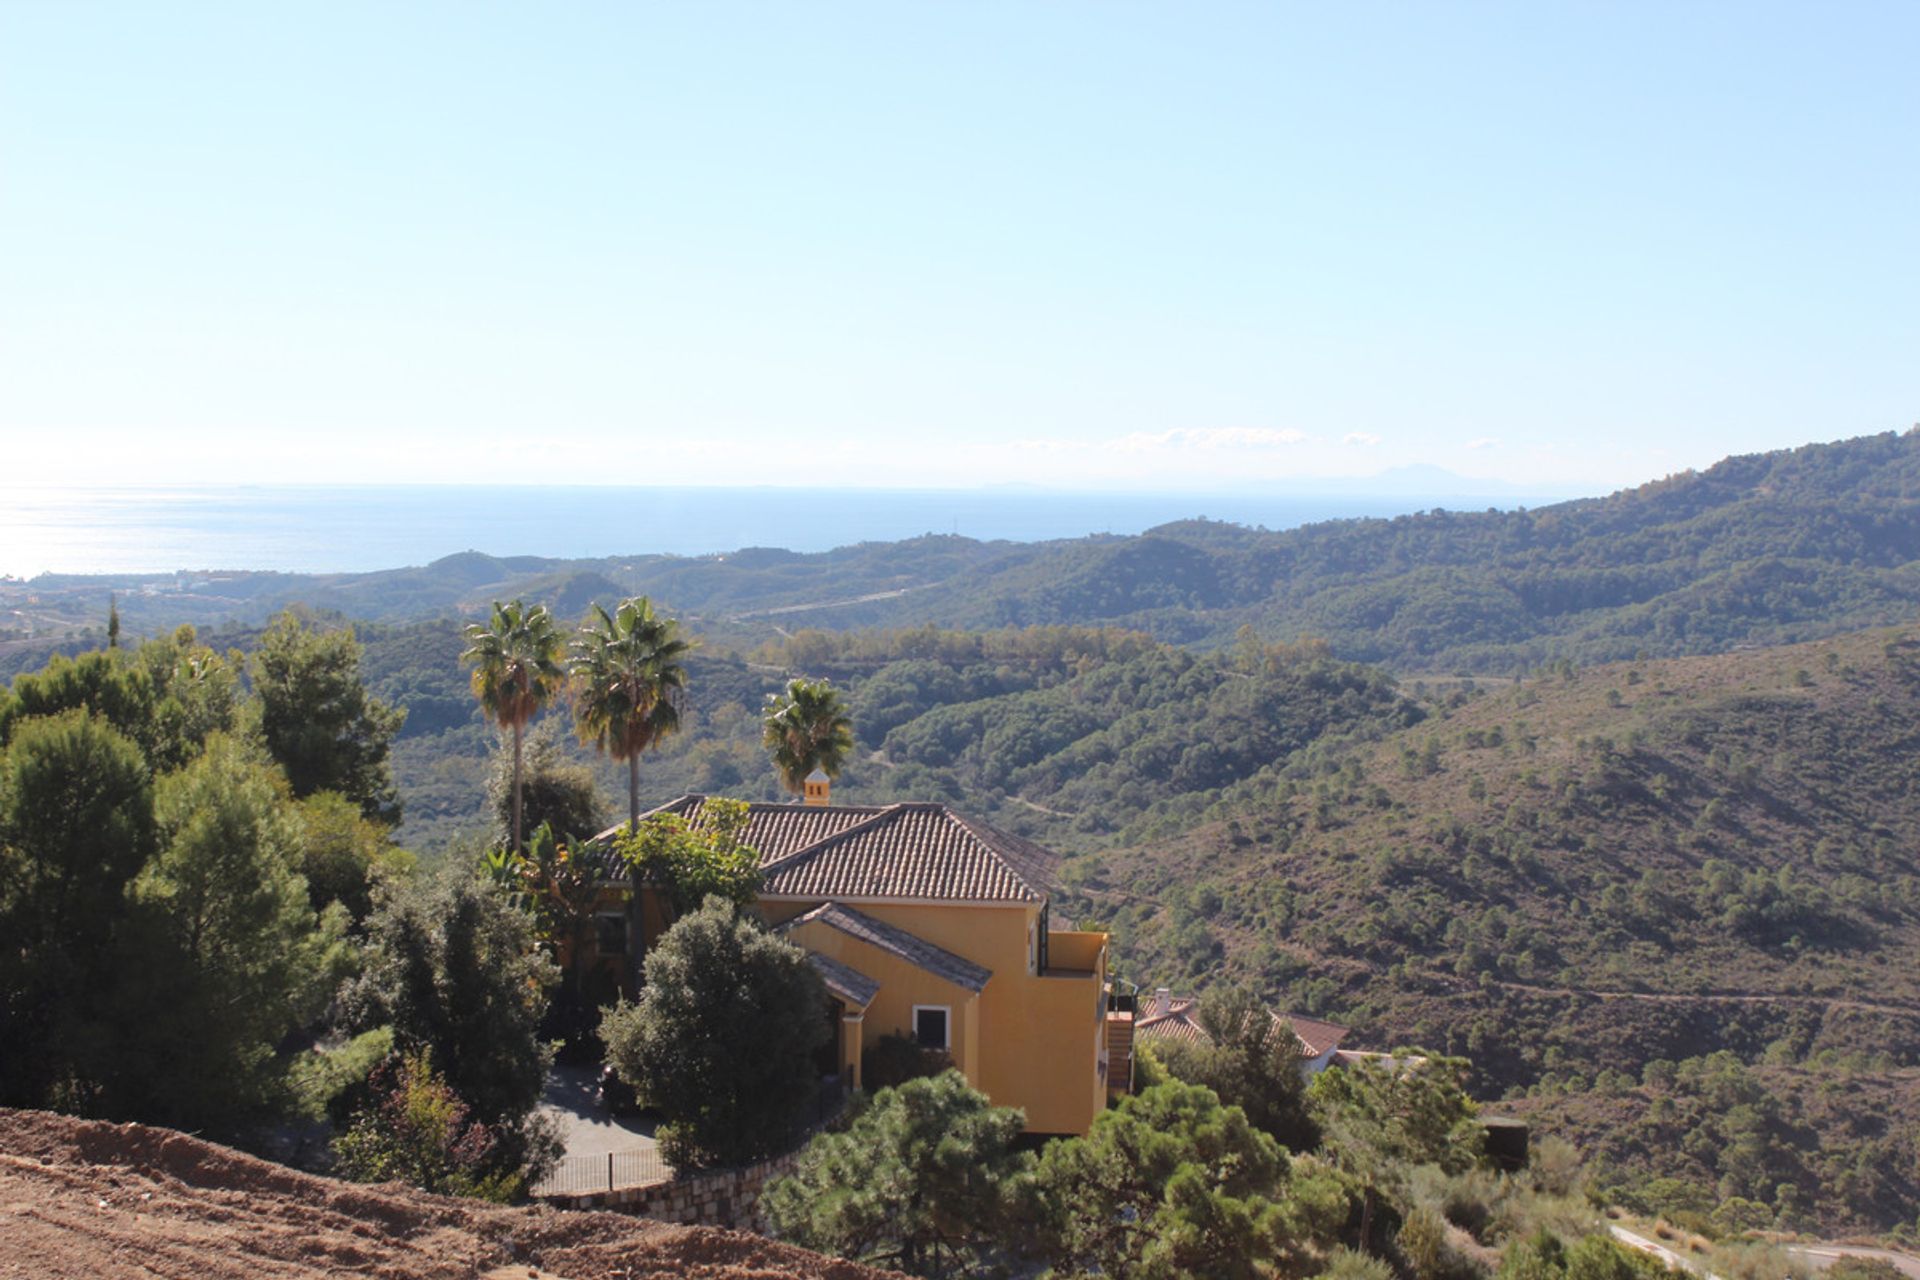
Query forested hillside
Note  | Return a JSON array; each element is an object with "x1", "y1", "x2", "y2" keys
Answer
[
  {"x1": 353, "y1": 622, "x2": 1420, "y2": 852},
  {"x1": 1075, "y1": 626, "x2": 1920, "y2": 1234},
  {"x1": 9, "y1": 429, "x2": 1920, "y2": 676}
]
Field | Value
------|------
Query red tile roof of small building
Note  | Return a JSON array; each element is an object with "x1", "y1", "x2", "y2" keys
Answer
[{"x1": 1135, "y1": 992, "x2": 1350, "y2": 1059}]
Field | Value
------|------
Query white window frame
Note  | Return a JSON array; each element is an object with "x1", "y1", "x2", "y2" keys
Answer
[{"x1": 911, "y1": 1004, "x2": 952, "y2": 1051}]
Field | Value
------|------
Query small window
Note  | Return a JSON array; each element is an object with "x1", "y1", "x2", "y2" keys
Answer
[
  {"x1": 594, "y1": 913, "x2": 628, "y2": 955},
  {"x1": 912, "y1": 1005, "x2": 950, "y2": 1050}
]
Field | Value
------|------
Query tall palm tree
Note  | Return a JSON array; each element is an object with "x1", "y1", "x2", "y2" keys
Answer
[
  {"x1": 762, "y1": 677, "x2": 855, "y2": 794},
  {"x1": 569, "y1": 596, "x2": 691, "y2": 831},
  {"x1": 462, "y1": 599, "x2": 567, "y2": 852}
]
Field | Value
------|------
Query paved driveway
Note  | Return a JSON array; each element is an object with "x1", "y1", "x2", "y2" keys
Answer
[{"x1": 536, "y1": 1063, "x2": 659, "y2": 1159}]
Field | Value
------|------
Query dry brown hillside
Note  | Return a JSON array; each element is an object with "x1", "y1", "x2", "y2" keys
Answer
[{"x1": 0, "y1": 1108, "x2": 893, "y2": 1280}]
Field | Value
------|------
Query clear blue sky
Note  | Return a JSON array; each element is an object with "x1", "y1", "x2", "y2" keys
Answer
[{"x1": 2, "y1": 3, "x2": 1914, "y2": 491}]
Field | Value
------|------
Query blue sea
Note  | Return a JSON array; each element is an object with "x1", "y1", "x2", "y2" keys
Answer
[{"x1": 0, "y1": 484, "x2": 1563, "y2": 578}]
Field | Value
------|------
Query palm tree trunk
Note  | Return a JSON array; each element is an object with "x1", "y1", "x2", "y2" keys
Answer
[
  {"x1": 511, "y1": 720, "x2": 525, "y2": 853},
  {"x1": 627, "y1": 752, "x2": 644, "y2": 994}
]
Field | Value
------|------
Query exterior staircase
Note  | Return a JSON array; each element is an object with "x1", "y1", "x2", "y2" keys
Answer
[{"x1": 1104, "y1": 983, "x2": 1138, "y2": 1098}]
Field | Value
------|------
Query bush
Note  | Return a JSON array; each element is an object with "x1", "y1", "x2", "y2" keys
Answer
[
  {"x1": 332, "y1": 1051, "x2": 552, "y2": 1201},
  {"x1": 861, "y1": 1032, "x2": 952, "y2": 1091},
  {"x1": 601, "y1": 896, "x2": 827, "y2": 1169},
  {"x1": 287, "y1": 1027, "x2": 395, "y2": 1125},
  {"x1": 1322, "y1": 1246, "x2": 1396, "y2": 1279},
  {"x1": 1399, "y1": 1204, "x2": 1479, "y2": 1280}
]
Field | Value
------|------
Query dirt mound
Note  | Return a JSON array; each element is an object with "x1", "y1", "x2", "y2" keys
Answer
[{"x1": 0, "y1": 1108, "x2": 895, "y2": 1280}]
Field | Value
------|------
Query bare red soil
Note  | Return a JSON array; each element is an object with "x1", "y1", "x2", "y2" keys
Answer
[{"x1": 0, "y1": 1108, "x2": 893, "y2": 1280}]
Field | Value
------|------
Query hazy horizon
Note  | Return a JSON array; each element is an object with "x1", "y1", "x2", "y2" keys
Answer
[{"x1": 0, "y1": 475, "x2": 1586, "y2": 579}]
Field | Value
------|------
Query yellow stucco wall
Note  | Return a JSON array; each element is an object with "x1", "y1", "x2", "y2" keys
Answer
[
  {"x1": 781, "y1": 914, "x2": 982, "y2": 1085},
  {"x1": 764, "y1": 898, "x2": 1107, "y2": 1134}
]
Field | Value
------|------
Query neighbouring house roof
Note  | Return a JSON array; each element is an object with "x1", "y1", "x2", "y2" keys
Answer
[
  {"x1": 804, "y1": 951, "x2": 880, "y2": 1010},
  {"x1": 1135, "y1": 992, "x2": 1350, "y2": 1059},
  {"x1": 600, "y1": 796, "x2": 1055, "y2": 905},
  {"x1": 776, "y1": 902, "x2": 992, "y2": 994}
]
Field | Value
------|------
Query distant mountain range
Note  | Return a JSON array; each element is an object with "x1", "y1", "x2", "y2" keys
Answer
[{"x1": 10, "y1": 429, "x2": 1917, "y2": 676}]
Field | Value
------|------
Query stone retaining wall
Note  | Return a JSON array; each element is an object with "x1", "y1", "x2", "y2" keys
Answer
[{"x1": 539, "y1": 1147, "x2": 802, "y2": 1233}]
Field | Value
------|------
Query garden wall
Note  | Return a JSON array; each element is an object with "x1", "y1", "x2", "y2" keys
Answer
[{"x1": 538, "y1": 1147, "x2": 802, "y2": 1233}]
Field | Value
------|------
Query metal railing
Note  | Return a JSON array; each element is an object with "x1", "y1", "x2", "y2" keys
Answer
[
  {"x1": 532, "y1": 1077, "x2": 853, "y2": 1199},
  {"x1": 533, "y1": 1146, "x2": 672, "y2": 1197}
]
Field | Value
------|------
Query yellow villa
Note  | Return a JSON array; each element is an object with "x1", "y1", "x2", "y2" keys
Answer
[{"x1": 587, "y1": 777, "x2": 1121, "y2": 1136}]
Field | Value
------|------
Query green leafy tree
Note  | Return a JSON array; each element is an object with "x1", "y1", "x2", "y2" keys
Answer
[
  {"x1": 137, "y1": 625, "x2": 241, "y2": 768},
  {"x1": 611, "y1": 798, "x2": 762, "y2": 920},
  {"x1": 1152, "y1": 985, "x2": 1319, "y2": 1151},
  {"x1": 1034, "y1": 1079, "x2": 1312, "y2": 1280},
  {"x1": 251, "y1": 611, "x2": 405, "y2": 823},
  {"x1": 0, "y1": 710, "x2": 156, "y2": 1108},
  {"x1": 115, "y1": 733, "x2": 350, "y2": 1129},
  {"x1": 762, "y1": 676, "x2": 854, "y2": 793},
  {"x1": 766, "y1": 1071, "x2": 1032, "y2": 1279},
  {"x1": 462, "y1": 600, "x2": 566, "y2": 851},
  {"x1": 0, "y1": 650, "x2": 160, "y2": 761},
  {"x1": 344, "y1": 872, "x2": 557, "y2": 1157},
  {"x1": 484, "y1": 719, "x2": 605, "y2": 850},
  {"x1": 601, "y1": 895, "x2": 827, "y2": 1169},
  {"x1": 1310, "y1": 1051, "x2": 1482, "y2": 1243},
  {"x1": 569, "y1": 596, "x2": 690, "y2": 830},
  {"x1": 291, "y1": 790, "x2": 413, "y2": 925}
]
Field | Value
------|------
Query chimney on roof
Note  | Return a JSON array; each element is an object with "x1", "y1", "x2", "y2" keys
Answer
[
  {"x1": 803, "y1": 767, "x2": 831, "y2": 807},
  {"x1": 1154, "y1": 986, "x2": 1172, "y2": 1017}
]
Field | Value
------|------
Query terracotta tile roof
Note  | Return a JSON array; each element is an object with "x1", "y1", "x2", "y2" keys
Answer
[
  {"x1": 776, "y1": 902, "x2": 992, "y2": 994},
  {"x1": 804, "y1": 951, "x2": 880, "y2": 1009},
  {"x1": 606, "y1": 796, "x2": 1054, "y2": 904},
  {"x1": 1135, "y1": 993, "x2": 1349, "y2": 1059}
]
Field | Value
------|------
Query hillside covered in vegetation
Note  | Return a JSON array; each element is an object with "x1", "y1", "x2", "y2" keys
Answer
[{"x1": 1078, "y1": 626, "x2": 1920, "y2": 1235}]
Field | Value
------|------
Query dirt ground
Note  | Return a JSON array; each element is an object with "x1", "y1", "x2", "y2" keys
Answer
[{"x1": 0, "y1": 1108, "x2": 895, "y2": 1280}]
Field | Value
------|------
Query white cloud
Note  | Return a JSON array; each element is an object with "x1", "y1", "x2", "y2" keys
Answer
[
  {"x1": 1343, "y1": 431, "x2": 1381, "y2": 447},
  {"x1": 1466, "y1": 436, "x2": 1501, "y2": 451}
]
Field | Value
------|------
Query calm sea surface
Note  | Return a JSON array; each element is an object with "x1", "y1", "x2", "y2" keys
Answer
[{"x1": 0, "y1": 485, "x2": 1552, "y2": 577}]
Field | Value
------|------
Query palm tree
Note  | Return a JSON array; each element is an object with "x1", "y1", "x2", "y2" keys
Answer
[
  {"x1": 462, "y1": 599, "x2": 567, "y2": 852},
  {"x1": 569, "y1": 597, "x2": 691, "y2": 831},
  {"x1": 762, "y1": 677, "x2": 855, "y2": 794}
]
